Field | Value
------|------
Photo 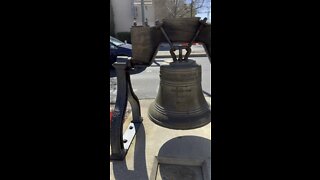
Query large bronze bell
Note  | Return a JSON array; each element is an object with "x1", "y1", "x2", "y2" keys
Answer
[{"x1": 148, "y1": 59, "x2": 211, "y2": 130}]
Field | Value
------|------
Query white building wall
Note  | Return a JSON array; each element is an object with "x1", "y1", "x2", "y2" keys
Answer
[
  {"x1": 134, "y1": 2, "x2": 155, "y2": 26},
  {"x1": 111, "y1": 0, "x2": 155, "y2": 34},
  {"x1": 111, "y1": 0, "x2": 135, "y2": 34}
]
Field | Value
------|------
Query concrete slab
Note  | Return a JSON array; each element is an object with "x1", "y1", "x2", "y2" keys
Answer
[{"x1": 110, "y1": 97, "x2": 211, "y2": 180}]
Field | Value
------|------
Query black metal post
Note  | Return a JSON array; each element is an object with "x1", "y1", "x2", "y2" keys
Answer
[{"x1": 110, "y1": 57, "x2": 143, "y2": 160}]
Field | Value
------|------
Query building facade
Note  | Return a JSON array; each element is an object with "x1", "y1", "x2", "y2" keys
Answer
[
  {"x1": 110, "y1": 0, "x2": 210, "y2": 34},
  {"x1": 110, "y1": 0, "x2": 156, "y2": 34}
]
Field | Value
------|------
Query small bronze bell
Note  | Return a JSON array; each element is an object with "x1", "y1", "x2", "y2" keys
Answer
[{"x1": 148, "y1": 59, "x2": 211, "y2": 130}]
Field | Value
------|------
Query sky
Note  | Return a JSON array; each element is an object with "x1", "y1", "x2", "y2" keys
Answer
[
  {"x1": 197, "y1": 12, "x2": 211, "y2": 22},
  {"x1": 188, "y1": 0, "x2": 211, "y2": 22}
]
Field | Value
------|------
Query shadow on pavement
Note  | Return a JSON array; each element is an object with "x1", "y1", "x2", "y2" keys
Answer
[{"x1": 112, "y1": 124, "x2": 148, "y2": 180}]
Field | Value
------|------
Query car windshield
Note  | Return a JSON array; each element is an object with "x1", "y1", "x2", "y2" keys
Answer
[{"x1": 110, "y1": 36, "x2": 125, "y2": 46}]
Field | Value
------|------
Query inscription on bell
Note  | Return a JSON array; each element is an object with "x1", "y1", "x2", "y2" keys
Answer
[
  {"x1": 148, "y1": 59, "x2": 211, "y2": 129},
  {"x1": 163, "y1": 73, "x2": 200, "y2": 82},
  {"x1": 171, "y1": 87, "x2": 192, "y2": 93},
  {"x1": 170, "y1": 87, "x2": 193, "y2": 110}
]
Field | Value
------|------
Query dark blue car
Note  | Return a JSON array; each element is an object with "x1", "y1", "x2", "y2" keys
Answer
[{"x1": 110, "y1": 36, "x2": 132, "y2": 66}]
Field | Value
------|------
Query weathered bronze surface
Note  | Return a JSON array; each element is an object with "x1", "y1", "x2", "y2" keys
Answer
[
  {"x1": 148, "y1": 60, "x2": 211, "y2": 130},
  {"x1": 131, "y1": 17, "x2": 211, "y2": 66}
]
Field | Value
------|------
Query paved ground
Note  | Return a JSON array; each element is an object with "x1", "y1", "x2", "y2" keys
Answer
[{"x1": 110, "y1": 97, "x2": 211, "y2": 180}]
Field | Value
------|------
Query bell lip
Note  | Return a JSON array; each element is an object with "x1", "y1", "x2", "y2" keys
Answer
[
  {"x1": 152, "y1": 102, "x2": 210, "y2": 115},
  {"x1": 148, "y1": 112, "x2": 211, "y2": 130},
  {"x1": 148, "y1": 102, "x2": 211, "y2": 130}
]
